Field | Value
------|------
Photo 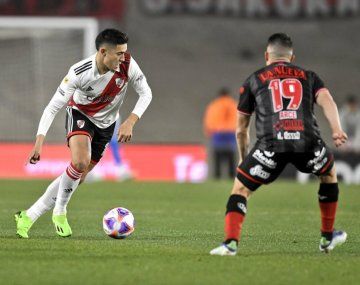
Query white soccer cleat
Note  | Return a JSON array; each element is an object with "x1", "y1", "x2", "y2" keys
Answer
[
  {"x1": 210, "y1": 241, "x2": 238, "y2": 256},
  {"x1": 319, "y1": 230, "x2": 347, "y2": 253}
]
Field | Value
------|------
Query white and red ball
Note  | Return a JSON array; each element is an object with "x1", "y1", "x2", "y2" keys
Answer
[{"x1": 103, "y1": 207, "x2": 135, "y2": 239}]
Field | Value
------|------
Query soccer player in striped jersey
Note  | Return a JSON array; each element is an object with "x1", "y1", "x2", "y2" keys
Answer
[
  {"x1": 210, "y1": 33, "x2": 348, "y2": 255},
  {"x1": 15, "y1": 29, "x2": 152, "y2": 238}
]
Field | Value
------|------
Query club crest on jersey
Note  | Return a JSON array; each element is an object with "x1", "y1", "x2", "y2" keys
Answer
[
  {"x1": 77, "y1": 120, "x2": 85, "y2": 129},
  {"x1": 115, "y1": 78, "x2": 124, "y2": 88}
]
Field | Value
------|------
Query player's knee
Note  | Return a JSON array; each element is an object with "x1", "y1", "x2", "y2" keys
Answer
[
  {"x1": 231, "y1": 179, "x2": 252, "y2": 198},
  {"x1": 72, "y1": 160, "x2": 90, "y2": 173},
  {"x1": 319, "y1": 164, "x2": 337, "y2": 183}
]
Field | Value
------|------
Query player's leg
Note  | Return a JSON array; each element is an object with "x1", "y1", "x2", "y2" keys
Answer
[
  {"x1": 318, "y1": 164, "x2": 347, "y2": 252},
  {"x1": 53, "y1": 134, "x2": 91, "y2": 215},
  {"x1": 79, "y1": 161, "x2": 97, "y2": 184},
  {"x1": 293, "y1": 143, "x2": 346, "y2": 252},
  {"x1": 16, "y1": 135, "x2": 90, "y2": 238},
  {"x1": 210, "y1": 178, "x2": 254, "y2": 256},
  {"x1": 107, "y1": 118, "x2": 132, "y2": 180},
  {"x1": 227, "y1": 149, "x2": 236, "y2": 178},
  {"x1": 52, "y1": 134, "x2": 91, "y2": 237},
  {"x1": 110, "y1": 135, "x2": 122, "y2": 165},
  {"x1": 210, "y1": 178, "x2": 256, "y2": 256},
  {"x1": 15, "y1": 176, "x2": 61, "y2": 238},
  {"x1": 84, "y1": 121, "x2": 116, "y2": 182},
  {"x1": 110, "y1": 139, "x2": 133, "y2": 181},
  {"x1": 210, "y1": 147, "x2": 285, "y2": 256},
  {"x1": 214, "y1": 149, "x2": 221, "y2": 179},
  {"x1": 52, "y1": 107, "x2": 94, "y2": 234},
  {"x1": 27, "y1": 176, "x2": 61, "y2": 220}
]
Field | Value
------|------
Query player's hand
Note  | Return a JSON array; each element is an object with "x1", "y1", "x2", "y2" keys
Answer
[
  {"x1": 332, "y1": 130, "x2": 348, "y2": 148},
  {"x1": 27, "y1": 147, "x2": 41, "y2": 164},
  {"x1": 118, "y1": 113, "x2": 139, "y2": 143},
  {"x1": 27, "y1": 135, "x2": 45, "y2": 165},
  {"x1": 118, "y1": 121, "x2": 133, "y2": 143}
]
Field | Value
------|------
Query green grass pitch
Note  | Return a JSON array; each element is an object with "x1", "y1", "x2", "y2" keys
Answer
[{"x1": 0, "y1": 179, "x2": 359, "y2": 285}]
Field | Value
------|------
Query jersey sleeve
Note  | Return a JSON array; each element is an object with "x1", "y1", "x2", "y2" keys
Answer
[
  {"x1": 128, "y1": 56, "x2": 152, "y2": 118},
  {"x1": 237, "y1": 77, "x2": 255, "y2": 115},
  {"x1": 36, "y1": 69, "x2": 78, "y2": 136},
  {"x1": 311, "y1": 71, "x2": 328, "y2": 101}
]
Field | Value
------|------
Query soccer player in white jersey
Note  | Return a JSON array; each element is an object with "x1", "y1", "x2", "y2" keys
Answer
[{"x1": 15, "y1": 29, "x2": 152, "y2": 238}]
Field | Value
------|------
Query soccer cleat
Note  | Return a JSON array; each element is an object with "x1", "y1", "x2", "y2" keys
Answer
[
  {"x1": 15, "y1": 211, "x2": 33, "y2": 239},
  {"x1": 319, "y1": 230, "x2": 347, "y2": 253},
  {"x1": 52, "y1": 214, "x2": 72, "y2": 237},
  {"x1": 210, "y1": 240, "x2": 238, "y2": 256}
]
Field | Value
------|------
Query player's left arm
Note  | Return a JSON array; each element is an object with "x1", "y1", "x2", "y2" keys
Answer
[
  {"x1": 316, "y1": 89, "x2": 348, "y2": 148},
  {"x1": 118, "y1": 57, "x2": 152, "y2": 143}
]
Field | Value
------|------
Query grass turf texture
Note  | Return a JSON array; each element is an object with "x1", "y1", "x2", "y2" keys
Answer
[{"x1": 0, "y1": 180, "x2": 359, "y2": 285}]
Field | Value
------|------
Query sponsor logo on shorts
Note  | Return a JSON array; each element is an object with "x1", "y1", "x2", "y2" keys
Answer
[
  {"x1": 307, "y1": 147, "x2": 326, "y2": 167},
  {"x1": 64, "y1": 188, "x2": 73, "y2": 193},
  {"x1": 77, "y1": 120, "x2": 85, "y2": 129},
  {"x1": 264, "y1": 151, "x2": 274, "y2": 157},
  {"x1": 249, "y1": 165, "x2": 270, "y2": 179},
  {"x1": 252, "y1": 149, "x2": 277, "y2": 169},
  {"x1": 237, "y1": 202, "x2": 247, "y2": 214},
  {"x1": 313, "y1": 157, "x2": 328, "y2": 173}
]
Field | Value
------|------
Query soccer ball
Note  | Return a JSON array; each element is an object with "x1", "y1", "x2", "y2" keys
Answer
[{"x1": 103, "y1": 207, "x2": 135, "y2": 239}]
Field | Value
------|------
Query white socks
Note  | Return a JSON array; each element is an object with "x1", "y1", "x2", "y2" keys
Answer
[
  {"x1": 53, "y1": 163, "x2": 83, "y2": 216},
  {"x1": 26, "y1": 175, "x2": 61, "y2": 222},
  {"x1": 26, "y1": 163, "x2": 84, "y2": 221}
]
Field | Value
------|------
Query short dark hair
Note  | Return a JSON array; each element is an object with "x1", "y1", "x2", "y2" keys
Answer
[
  {"x1": 95, "y1": 29, "x2": 128, "y2": 50},
  {"x1": 268, "y1": 33, "x2": 293, "y2": 48}
]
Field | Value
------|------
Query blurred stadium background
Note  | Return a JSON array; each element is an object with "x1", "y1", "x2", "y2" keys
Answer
[
  {"x1": 0, "y1": 0, "x2": 359, "y2": 183},
  {"x1": 1, "y1": 2, "x2": 360, "y2": 285}
]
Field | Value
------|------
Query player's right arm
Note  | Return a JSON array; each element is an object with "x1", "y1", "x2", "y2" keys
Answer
[
  {"x1": 237, "y1": 78, "x2": 255, "y2": 163},
  {"x1": 316, "y1": 89, "x2": 347, "y2": 148},
  {"x1": 28, "y1": 69, "x2": 78, "y2": 164},
  {"x1": 236, "y1": 112, "x2": 251, "y2": 163}
]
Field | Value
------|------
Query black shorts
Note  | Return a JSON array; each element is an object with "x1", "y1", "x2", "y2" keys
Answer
[
  {"x1": 237, "y1": 141, "x2": 334, "y2": 191},
  {"x1": 65, "y1": 107, "x2": 115, "y2": 163}
]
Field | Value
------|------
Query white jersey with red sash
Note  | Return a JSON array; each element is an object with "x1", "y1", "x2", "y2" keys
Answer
[{"x1": 36, "y1": 53, "x2": 152, "y2": 135}]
